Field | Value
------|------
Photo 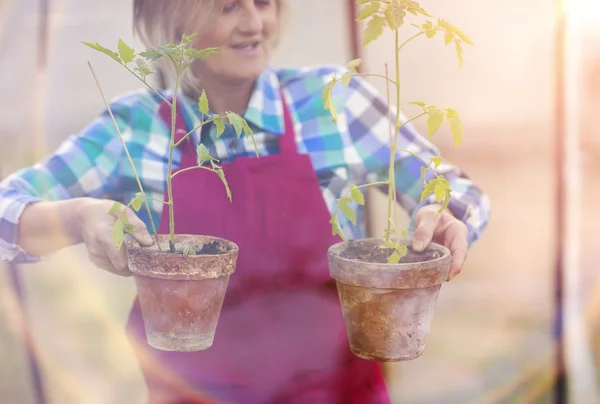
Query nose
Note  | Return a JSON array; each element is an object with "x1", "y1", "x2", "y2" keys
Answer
[{"x1": 238, "y1": 4, "x2": 263, "y2": 34}]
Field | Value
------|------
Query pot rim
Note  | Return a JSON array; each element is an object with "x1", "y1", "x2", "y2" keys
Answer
[{"x1": 327, "y1": 237, "x2": 451, "y2": 267}]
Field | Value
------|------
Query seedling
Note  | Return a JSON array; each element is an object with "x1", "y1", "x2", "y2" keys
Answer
[
  {"x1": 322, "y1": 0, "x2": 472, "y2": 263},
  {"x1": 83, "y1": 34, "x2": 257, "y2": 253}
]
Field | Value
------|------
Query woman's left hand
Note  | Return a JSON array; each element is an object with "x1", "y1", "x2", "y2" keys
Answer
[{"x1": 412, "y1": 204, "x2": 469, "y2": 281}]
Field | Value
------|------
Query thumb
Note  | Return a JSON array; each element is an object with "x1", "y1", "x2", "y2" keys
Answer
[
  {"x1": 125, "y1": 209, "x2": 154, "y2": 246},
  {"x1": 412, "y1": 208, "x2": 438, "y2": 252}
]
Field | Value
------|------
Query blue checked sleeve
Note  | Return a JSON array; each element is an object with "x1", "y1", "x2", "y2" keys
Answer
[
  {"x1": 0, "y1": 110, "x2": 129, "y2": 263},
  {"x1": 344, "y1": 74, "x2": 490, "y2": 246}
]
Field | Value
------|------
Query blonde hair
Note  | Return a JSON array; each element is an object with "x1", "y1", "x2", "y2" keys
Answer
[{"x1": 133, "y1": 0, "x2": 288, "y2": 96}]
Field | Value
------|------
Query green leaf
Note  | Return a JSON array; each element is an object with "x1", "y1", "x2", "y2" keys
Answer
[
  {"x1": 131, "y1": 192, "x2": 148, "y2": 212},
  {"x1": 350, "y1": 185, "x2": 365, "y2": 205},
  {"x1": 82, "y1": 42, "x2": 122, "y2": 64},
  {"x1": 338, "y1": 199, "x2": 357, "y2": 225},
  {"x1": 456, "y1": 30, "x2": 474, "y2": 46},
  {"x1": 422, "y1": 21, "x2": 436, "y2": 38},
  {"x1": 214, "y1": 118, "x2": 225, "y2": 138},
  {"x1": 226, "y1": 112, "x2": 244, "y2": 136},
  {"x1": 401, "y1": 230, "x2": 409, "y2": 239},
  {"x1": 455, "y1": 41, "x2": 464, "y2": 67},
  {"x1": 426, "y1": 107, "x2": 444, "y2": 136},
  {"x1": 135, "y1": 58, "x2": 153, "y2": 75},
  {"x1": 182, "y1": 33, "x2": 198, "y2": 45},
  {"x1": 216, "y1": 168, "x2": 232, "y2": 202},
  {"x1": 356, "y1": 0, "x2": 371, "y2": 3},
  {"x1": 434, "y1": 181, "x2": 446, "y2": 202},
  {"x1": 198, "y1": 90, "x2": 209, "y2": 115},
  {"x1": 447, "y1": 113, "x2": 463, "y2": 146},
  {"x1": 186, "y1": 47, "x2": 219, "y2": 60},
  {"x1": 363, "y1": 16, "x2": 385, "y2": 46},
  {"x1": 112, "y1": 219, "x2": 125, "y2": 250},
  {"x1": 437, "y1": 193, "x2": 452, "y2": 215},
  {"x1": 118, "y1": 39, "x2": 135, "y2": 63},
  {"x1": 140, "y1": 49, "x2": 162, "y2": 62},
  {"x1": 356, "y1": 1, "x2": 380, "y2": 21},
  {"x1": 430, "y1": 157, "x2": 442, "y2": 168},
  {"x1": 388, "y1": 250, "x2": 400, "y2": 264},
  {"x1": 409, "y1": 101, "x2": 427, "y2": 109},
  {"x1": 396, "y1": 244, "x2": 408, "y2": 256},
  {"x1": 197, "y1": 143, "x2": 218, "y2": 163},
  {"x1": 322, "y1": 78, "x2": 338, "y2": 122},
  {"x1": 347, "y1": 58, "x2": 362, "y2": 71},
  {"x1": 420, "y1": 166, "x2": 427, "y2": 181},
  {"x1": 420, "y1": 178, "x2": 438, "y2": 202},
  {"x1": 444, "y1": 30, "x2": 454, "y2": 45},
  {"x1": 391, "y1": 1, "x2": 405, "y2": 29},
  {"x1": 341, "y1": 72, "x2": 353, "y2": 86},
  {"x1": 108, "y1": 202, "x2": 122, "y2": 216},
  {"x1": 329, "y1": 213, "x2": 345, "y2": 239},
  {"x1": 124, "y1": 223, "x2": 137, "y2": 233},
  {"x1": 384, "y1": 6, "x2": 395, "y2": 29}
]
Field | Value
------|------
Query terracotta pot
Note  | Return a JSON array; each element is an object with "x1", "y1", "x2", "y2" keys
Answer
[
  {"x1": 327, "y1": 238, "x2": 451, "y2": 361},
  {"x1": 126, "y1": 235, "x2": 238, "y2": 352}
]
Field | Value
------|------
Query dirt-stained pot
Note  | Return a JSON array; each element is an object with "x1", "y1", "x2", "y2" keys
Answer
[
  {"x1": 328, "y1": 238, "x2": 451, "y2": 362},
  {"x1": 126, "y1": 235, "x2": 238, "y2": 352}
]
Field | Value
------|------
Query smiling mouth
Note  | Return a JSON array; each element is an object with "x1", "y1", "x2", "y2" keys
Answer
[{"x1": 231, "y1": 41, "x2": 260, "y2": 51}]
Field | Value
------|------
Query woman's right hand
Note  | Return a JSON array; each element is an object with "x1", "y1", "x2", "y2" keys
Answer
[{"x1": 75, "y1": 197, "x2": 154, "y2": 276}]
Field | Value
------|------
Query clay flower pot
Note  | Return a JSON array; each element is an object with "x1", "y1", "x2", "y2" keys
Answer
[
  {"x1": 328, "y1": 238, "x2": 451, "y2": 361},
  {"x1": 126, "y1": 235, "x2": 238, "y2": 352}
]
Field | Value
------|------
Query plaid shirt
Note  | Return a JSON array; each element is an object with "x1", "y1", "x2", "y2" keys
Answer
[{"x1": 0, "y1": 65, "x2": 490, "y2": 262}]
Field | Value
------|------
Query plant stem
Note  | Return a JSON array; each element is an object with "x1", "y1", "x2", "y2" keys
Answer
[
  {"x1": 87, "y1": 62, "x2": 161, "y2": 250},
  {"x1": 354, "y1": 73, "x2": 397, "y2": 86},
  {"x1": 171, "y1": 164, "x2": 215, "y2": 179},
  {"x1": 174, "y1": 114, "x2": 212, "y2": 148},
  {"x1": 166, "y1": 65, "x2": 182, "y2": 252},
  {"x1": 398, "y1": 28, "x2": 446, "y2": 53},
  {"x1": 384, "y1": 64, "x2": 399, "y2": 243},
  {"x1": 124, "y1": 65, "x2": 172, "y2": 106},
  {"x1": 385, "y1": 29, "x2": 401, "y2": 243}
]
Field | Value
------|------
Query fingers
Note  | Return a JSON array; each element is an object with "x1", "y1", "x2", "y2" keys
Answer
[
  {"x1": 412, "y1": 208, "x2": 440, "y2": 252},
  {"x1": 444, "y1": 221, "x2": 469, "y2": 281},
  {"x1": 124, "y1": 208, "x2": 154, "y2": 247}
]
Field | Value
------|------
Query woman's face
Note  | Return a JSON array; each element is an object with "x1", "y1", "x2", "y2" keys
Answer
[{"x1": 192, "y1": 0, "x2": 279, "y2": 83}]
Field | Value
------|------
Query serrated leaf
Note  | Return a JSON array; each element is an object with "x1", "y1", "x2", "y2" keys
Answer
[
  {"x1": 420, "y1": 178, "x2": 438, "y2": 202},
  {"x1": 131, "y1": 192, "x2": 147, "y2": 212},
  {"x1": 188, "y1": 47, "x2": 219, "y2": 60},
  {"x1": 216, "y1": 168, "x2": 232, "y2": 202},
  {"x1": 454, "y1": 41, "x2": 464, "y2": 67},
  {"x1": 322, "y1": 78, "x2": 338, "y2": 122},
  {"x1": 182, "y1": 33, "x2": 198, "y2": 45},
  {"x1": 329, "y1": 213, "x2": 345, "y2": 239},
  {"x1": 356, "y1": 0, "x2": 371, "y2": 3},
  {"x1": 420, "y1": 166, "x2": 427, "y2": 181},
  {"x1": 112, "y1": 219, "x2": 125, "y2": 250},
  {"x1": 434, "y1": 181, "x2": 446, "y2": 202},
  {"x1": 396, "y1": 244, "x2": 408, "y2": 256},
  {"x1": 350, "y1": 185, "x2": 365, "y2": 205},
  {"x1": 197, "y1": 143, "x2": 217, "y2": 163},
  {"x1": 430, "y1": 157, "x2": 442, "y2": 168},
  {"x1": 391, "y1": 1, "x2": 405, "y2": 29},
  {"x1": 364, "y1": 16, "x2": 385, "y2": 46},
  {"x1": 338, "y1": 199, "x2": 357, "y2": 225},
  {"x1": 140, "y1": 49, "x2": 162, "y2": 62},
  {"x1": 456, "y1": 30, "x2": 474, "y2": 46},
  {"x1": 356, "y1": 1, "x2": 380, "y2": 21},
  {"x1": 447, "y1": 114, "x2": 464, "y2": 146},
  {"x1": 444, "y1": 30, "x2": 454, "y2": 45},
  {"x1": 82, "y1": 42, "x2": 122, "y2": 64},
  {"x1": 384, "y1": 6, "x2": 395, "y2": 29},
  {"x1": 214, "y1": 118, "x2": 225, "y2": 138},
  {"x1": 347, "y1": 58, "x2": 362, "y2": 71},
  {"x1": 401, "y1": 230, "x2": 408, "y2": 239},
  {"x1": 225, "y1": 112, "x2": 244, "y2": 136},
  {"x1": 198, "y1": 90, "x2": 209, "y2": 115},
  {"x1": 109, "y1": 202, "x2": 122, "y2": 216},
  {"x1": 426, "y1": 107, "x2": 444, "y2": 136},
  {"x1": 388, "y1": 250, "x2": 400, "y2": 264},
  {"x1": 118, "y1": 39, "x2": 135, "y2": 63},
  {"x1": 135, "y1": 58, "x2": 153, "y2": 75},
  {"x1": 341, "y1": 72, "x2": 353, "y2": 86},
  {"x1": 437, "y1": 193, "x2": 451, "y2": 215}
]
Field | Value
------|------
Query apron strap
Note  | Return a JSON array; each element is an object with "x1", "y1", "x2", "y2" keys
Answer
[{"x1": 277, "y1": 89, "x2": 298, "y2": 156}]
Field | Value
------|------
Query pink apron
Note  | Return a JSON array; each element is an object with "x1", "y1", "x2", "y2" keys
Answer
[{"x1": 125, "y1": 93, "x2": 390, "y2": 403}]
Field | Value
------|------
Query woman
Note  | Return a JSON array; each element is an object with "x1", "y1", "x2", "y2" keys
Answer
[{"x1": 0, "y1": 0, "x2": 490, "y2": 402}]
